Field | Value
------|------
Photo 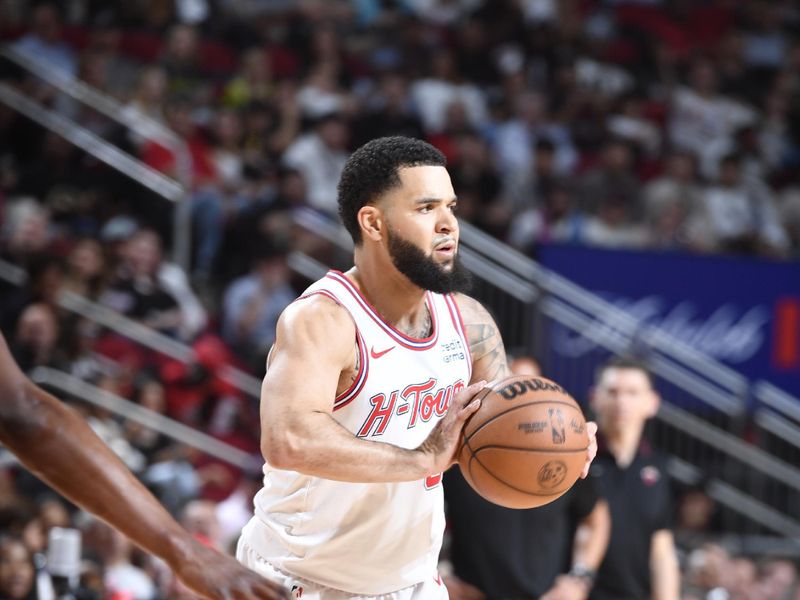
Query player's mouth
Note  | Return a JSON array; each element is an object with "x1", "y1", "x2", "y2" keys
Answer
[{"x1": 434, "y1": 240, "x2": 456, "y2": 257}]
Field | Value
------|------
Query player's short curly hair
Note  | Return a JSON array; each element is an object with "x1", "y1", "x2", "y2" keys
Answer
[{"x1": 337, "y1": 136, "x2": 446, "y2": 244}]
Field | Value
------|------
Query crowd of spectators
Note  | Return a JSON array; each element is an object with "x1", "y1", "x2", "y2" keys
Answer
[{"x1": 1, "y1": 1, "x2": 800, "y2": 599}]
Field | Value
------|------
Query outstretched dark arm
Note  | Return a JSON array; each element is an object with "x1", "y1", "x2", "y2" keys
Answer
[{"x1": 0, "y1": 333, "x2": 287, "y2": 600}]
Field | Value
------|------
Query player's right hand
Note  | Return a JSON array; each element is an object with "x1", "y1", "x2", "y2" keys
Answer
[
  {"x1": 417, "y1": 380, "x2": 486, "y2": 474},
  {"x1": 173, "y1": 539, "x2": 290, "y2": 599}
]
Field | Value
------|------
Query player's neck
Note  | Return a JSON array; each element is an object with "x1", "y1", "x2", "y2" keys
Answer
[
  {"x1": 346, "y1": 257, "x2": 429, "y2": 334},
  {"x1": 604, "y1": 425, "x2": 644, "y2": 468}
]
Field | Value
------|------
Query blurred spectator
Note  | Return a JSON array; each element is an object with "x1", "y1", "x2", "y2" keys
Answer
[
  {"x1": 221, "y1": 244, "x2": 295, "y2": 368},
  {"x1": 62, "y1": 237, "x2": 107, "y2": 299},
  {"x1": 507, "y1": 352, "x2": 541, "y2": 376},
  {"x1": 181, "y1": 500, "x2": 223, "y2": 550},
  {"x1": 643, "y1": 151, "x2": 705, "y2": 251},
  {"x1": 0, "y1": 535, "x2": 37, "y2": 600},
  {"x1": 507, "y1": 181, "x2": 587, "y2": 251},
  {"x1": 296, "y1": 24, "x2": 358, "y2": 120},
  {"x1": 1, "y1": 198, "x2": 54, "y2": 269},
  {"x1": 160, "y1": 24, "x2": 212, "y2": 107},
  {"x1": 11, "y1": 302, "x2": 61, "y2": 372},
  {"x1": 447, "y1": 131, "x2": 506, "y2": 238},
  {"x1": 607, "y1": 93, "x2": 662, "y2": 158},
  {"x1": 99, "y1": 228, "x2": 206, "y2": 340},
  {"x1": 780, "y1": 187, "x2": 800, "y2": 257},
  {"x1": 100, "y1": 525, "x2": 157, "y2": 600},
  {"x1": 282, "y1": 111, "x2": 349, "y2": 216},
  {"x1": 216, "y1": 474, "x2": 262, "y2": 552},
  {"x1": 121, "y1": 66, "x2": 170, "y2": 150},
  {"x1": 351, "y1": 71, "x2": 425, "y2": 148},
  {"x1": 125, "y1": 375, "x2": 182, "y2": 464},
  {"x1": 222, "y1": 47, "x2": 275, "y2": 109},
  {"x1": 9, "y1": 2, "x2": 77, "y2": 77},
  {"x1": 699, "y1": 153, "x2": 789, "y2": 256},
  {"x1": 240, "y1": 87, "x2": 302, "y2": 166},
  {"x1": 410, "y1": 49, "x2": 489, "y2": 134},
  {"x1": 669, "y1": 57, "x2": 756, "y2": 179},
  {"x1": 674, "y1": 488, "x2": 719, "y2": 550},
  {"x1": 405, "y1": 0, "x2": 484, "y2": 26},
  {"x1": 492, "y1": 92, "x2": 578, "y2": 208}
]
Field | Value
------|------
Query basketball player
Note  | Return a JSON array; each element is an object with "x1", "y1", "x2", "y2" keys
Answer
[
  {"x1": 0, "y1": 332, "x2": 289, "y2": 599},
  {"x1": 237, "y1": 137, "x2": 598, "y2": 598}
]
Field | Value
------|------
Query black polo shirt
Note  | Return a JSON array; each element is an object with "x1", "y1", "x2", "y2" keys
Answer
[
  {"x1": 444, "y1": 468, "x2": 600, "y2": 600},
  {"x1": 589, "y1": 438, "x2": 672, "y2": 600}
]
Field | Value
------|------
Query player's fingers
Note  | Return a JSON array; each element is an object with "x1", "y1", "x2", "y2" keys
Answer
[
  {"x1": 458, "y1": 394, "x2": 482, "y2": 421},
  {"x1": 454, "y1": 380, "x2": 486, "y2": 408}
]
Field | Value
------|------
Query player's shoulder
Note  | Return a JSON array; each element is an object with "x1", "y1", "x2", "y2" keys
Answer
[
  {"x1": 278, "y1": 292, "x2": 354, "y2": 338},
  {"x1": 451, "y1": 293, "x2": 493, "y2": 324}
]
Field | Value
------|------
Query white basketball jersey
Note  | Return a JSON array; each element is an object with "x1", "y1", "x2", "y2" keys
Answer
[{"x1": 241, "y1": 270, "x2": 472, "y2": 594}]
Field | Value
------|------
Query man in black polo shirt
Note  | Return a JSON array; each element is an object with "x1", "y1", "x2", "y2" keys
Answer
[
  {"x1": 589, "y1": 357, "x2": 680, "y2": 600},
  {"x1": 443, "y1": 472, "x2": 609, "y2": 599},
  {"x1": 442, "y1": 354, "x2": 611, "y2": 600}
]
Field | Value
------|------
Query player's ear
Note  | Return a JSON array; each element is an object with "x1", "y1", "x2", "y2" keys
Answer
[
  {"x1": 358, "y1": 205, "x2": 383, "y2": 242},
  {"x1": 645, "y1": 389, "x2": 661, "y2": 418}
]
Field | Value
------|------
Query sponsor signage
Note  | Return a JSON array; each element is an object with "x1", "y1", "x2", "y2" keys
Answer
[{"x1": 538, "y1": 244, "x2": 800, "y2": 399}]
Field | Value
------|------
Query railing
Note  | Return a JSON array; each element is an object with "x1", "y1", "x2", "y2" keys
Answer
[
  {"x1": 0, "y1": 47, "x2": 194, "y2": 270},
  {"x1": 29, "y1": 367, "x2": 259, "y2": 471},
  {"x1": 0, "y1": 252, "x2": 326, "y2": 399}
]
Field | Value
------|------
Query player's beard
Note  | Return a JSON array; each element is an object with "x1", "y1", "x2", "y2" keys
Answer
[{"x1": 386, "y1": 226, "x2": 473, "y2": 294}]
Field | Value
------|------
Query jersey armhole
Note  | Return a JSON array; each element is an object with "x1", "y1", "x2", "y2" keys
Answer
[{"x1": 297, "y1": 290, "x2": 369, "y2": 411}]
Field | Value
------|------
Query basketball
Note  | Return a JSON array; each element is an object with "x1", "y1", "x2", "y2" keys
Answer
[{"x1": 457, "y1": 375, "x2": 589, "y2": 509}]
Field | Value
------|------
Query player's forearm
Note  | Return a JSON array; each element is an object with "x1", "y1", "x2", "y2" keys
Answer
[
  {"x1": 650, "y1": 531, "x2": 680, "y2": 600},
  {"x1": 572, "y1": 500, "x2": 611, "y2": 571},
  {"x1": 651, "y1": 562, "x2": 680, "y2": 600},
  {"x1": 262, "y1": 412, "x2": 434, "y2": 482},
  {"x1": 1, "y1": 381, "x2": 193, "y2": 569}
]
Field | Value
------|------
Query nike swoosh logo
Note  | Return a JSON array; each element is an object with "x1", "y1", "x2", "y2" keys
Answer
[{"x1": 370, "y1": 346, "x2": 395, "y2": 359}]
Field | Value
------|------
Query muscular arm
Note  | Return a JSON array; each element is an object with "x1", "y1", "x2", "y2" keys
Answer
[
  {"x1": 572, "y1": 499, "x2": 611, "y2": 574},
  {"x1": 454, "y1": 293, "x2": 597, "y2": 480},
  {"x1": 0, "y1": 334, "x2": 287, "y2": 599},
  {"x1": 260, "y1": 296, "x2": 484, "y2": 482},
  {"x1": 650, "y1": 529, "x2": 680, "y2": 600},
  {"x1": 454, "y1": 294, "x2": 511, "y2": 383}
]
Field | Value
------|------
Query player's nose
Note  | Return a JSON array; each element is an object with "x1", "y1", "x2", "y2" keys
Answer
[{"x1": 436, "y1": 206, "x2": 458, "y2": 235}]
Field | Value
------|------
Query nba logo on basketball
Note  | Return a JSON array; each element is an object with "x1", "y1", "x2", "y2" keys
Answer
[
  {"x1": 549, "y1": 408, "x2": 566, "y2": 444},
  {"x1": 292, "y1": 585, "x2": 304, "y2": 598}
]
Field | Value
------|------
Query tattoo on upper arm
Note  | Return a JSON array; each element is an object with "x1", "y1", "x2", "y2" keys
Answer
[{"x1": 461, "y1": 297, "x2": 510, "y2": 382}]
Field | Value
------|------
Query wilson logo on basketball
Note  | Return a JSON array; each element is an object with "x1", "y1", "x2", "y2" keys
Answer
[
  {"x1": 357, "y1": 378, "x2": 466, "y2": 437},
  {"x1": 498, "y1": 378, "x2": 568, "y2": 400}
]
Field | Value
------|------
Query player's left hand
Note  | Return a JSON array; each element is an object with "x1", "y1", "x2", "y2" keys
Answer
[
  {"x1": 580, "y1": 422, "x2": 598, "y2": 479},
  {"x1": 540, "y1": 574, "x2": 591, "y2": 600},
  {"x1": 172, "y1": 538, "x2": 290, "y2": 599}
]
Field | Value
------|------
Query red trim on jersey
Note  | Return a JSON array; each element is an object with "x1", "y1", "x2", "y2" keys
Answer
[
  {"x1": 326, "y1": 271, "x2": 439, "y2": 350},
  {"x1": 333, "y1": 330, "x2": 368, "y2": 411},
  {"x1": 446, "y1": 294, "x2": 473, "y2": 381},
  {"x1": 296, "y1": 290, "x2": 368, "y2": 411}
]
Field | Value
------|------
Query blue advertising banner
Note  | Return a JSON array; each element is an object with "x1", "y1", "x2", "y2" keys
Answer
[{"x1": 538, "y1": 244, "x2": 800, "y2": 399}]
